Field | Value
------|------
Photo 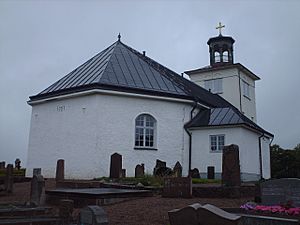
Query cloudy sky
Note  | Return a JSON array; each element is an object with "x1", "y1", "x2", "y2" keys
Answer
[{"x1": 1, "y1": 0, "x2": 299, "y2": 165}]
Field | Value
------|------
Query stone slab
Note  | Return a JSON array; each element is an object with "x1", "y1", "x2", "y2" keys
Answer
[{"x1": 163, "y1": 177, "x2": 192, "y2": 198}]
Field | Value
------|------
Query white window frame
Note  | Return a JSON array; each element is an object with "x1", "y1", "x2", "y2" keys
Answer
[
  {"x1": 204, "y1": 78, "x2": 223, "y2": 94},
  {"x1": 134, "y1": 114, "x2": 156, "y2": 150},
  {"x1": 243, "y1": 80, "x2": 250, "y2": 99},
  {"x1": 210, "y1": 134, "x2": 225, "y2": 152}
]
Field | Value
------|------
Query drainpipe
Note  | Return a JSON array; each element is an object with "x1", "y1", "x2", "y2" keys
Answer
[
  {"x1": 258, "y1": 133, "x2": 265, "y2": 180},
  {"x1": 184, "y1": 102, "x2": 197, "y2": 177},
  {"x1": 238, "y1": 69, "x2": 242, "y2": 113}
]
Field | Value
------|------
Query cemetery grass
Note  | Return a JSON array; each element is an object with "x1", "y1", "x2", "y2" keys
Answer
[{"x1": 0, "y1": 179, "x2": 248, "y2": 225}]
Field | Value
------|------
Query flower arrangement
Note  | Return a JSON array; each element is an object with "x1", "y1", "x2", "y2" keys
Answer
[{"x1": 240, "y1": 201, "x2": 300, "y2": 216}]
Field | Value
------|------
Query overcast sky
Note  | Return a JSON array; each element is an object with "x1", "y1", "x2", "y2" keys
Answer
[{"x1": 1, "y1": 0, "x2": 300, "y2": 166}]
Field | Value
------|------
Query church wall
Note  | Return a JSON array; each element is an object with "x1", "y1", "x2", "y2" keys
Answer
[
  {"x1": 191, "y1": 126, "x2": 270, "y2": 181},
  {"x1": 26, "y1": 93, "x2": 192, "y2": 179}
]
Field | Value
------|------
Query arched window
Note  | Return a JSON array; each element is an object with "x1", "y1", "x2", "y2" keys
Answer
[
  {"x1": 135, "y1": 114, "x2": 156, "y2": 148},
  {"x1": 223, "y1": 51, "x2": 229, "y2": 62},
  {"x1": 214, "y1": 51, "x2": 220, "y2": 63}
]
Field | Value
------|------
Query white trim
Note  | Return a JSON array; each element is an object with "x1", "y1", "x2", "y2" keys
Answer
[{"x1": 28, "y1": 89, "x2": 209, "y2": 108}]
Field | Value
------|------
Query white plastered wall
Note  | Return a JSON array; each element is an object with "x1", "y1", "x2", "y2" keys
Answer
[
  {"x1": 191, "y1": 126, "x2": 271, "y2": 181},
  {"x1": 26, "y1": 93, "x2": 192, "y2": 179}
]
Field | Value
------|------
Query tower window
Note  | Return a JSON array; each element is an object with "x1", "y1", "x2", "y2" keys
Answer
[
  {"x1": 243, "y1": 81, "x2": 250, "y2": 99},
  {"x1": 214, "y1": 51, "x2": 221, "y2": 63},
  {"x1": 223, "y1": 51, "x2": 229, "y2": 62},
  {"x1": 204, "y1": 78, "x2": 223, "y2": 94}
]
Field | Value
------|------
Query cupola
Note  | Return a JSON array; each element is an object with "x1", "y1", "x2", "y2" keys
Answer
[{"x1": 208, "y1": 22, "x2": 235, "y2": 66}]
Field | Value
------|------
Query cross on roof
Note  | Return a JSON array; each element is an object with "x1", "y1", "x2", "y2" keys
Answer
[{"x1": 216, "y1": 22, "x2": 225, "y2": 36}]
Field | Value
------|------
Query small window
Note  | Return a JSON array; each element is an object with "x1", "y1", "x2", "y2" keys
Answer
[
  {"x1": 214, "y1": 51, "x2": 220, "y2": 63},
  {"x1": 135, "y1": 114, "x2": 156, "y2": 148},
  {"x1": 210, "y1": 135, "x2": 225, "y2": 152},
  {"x1": 243, "y1": 81, "x2": 250, "y2": 99},
  {"x1": 204, "y1": 78, "x2": 223, "y2": 94},
  {"x1": 223, "y1": 51, "x2": 229, "y2": 62}
]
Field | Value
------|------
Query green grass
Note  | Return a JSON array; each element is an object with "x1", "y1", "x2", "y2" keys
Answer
[
  {"x1": 192, "y1": 178, "x2": 221, "y2": 184},
  {"x1": 0, "y1": 168, "x2": 26, "y2": 177}
]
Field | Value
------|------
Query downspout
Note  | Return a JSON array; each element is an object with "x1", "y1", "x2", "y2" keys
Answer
[
  {"x1": 238, "y1": 69, "x2": 243, "y2": 113},
  {"x1": 258, "y1": 133, "x2": 265, "y2": 180},
  {"x1": 185, "y1": 102, "x2": 197, "y2": 177}
]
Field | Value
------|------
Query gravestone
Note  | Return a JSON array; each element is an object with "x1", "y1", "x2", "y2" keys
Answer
[
  {"x1": 163, "y1": 177, "x2": 192, "y2": 198},
  {"x1": 121, "y1": 169, "x2": 126, "y2": 178},
  {"x1": 0, "y1": 161, "x2": 5, "y2": 169},
  {"x1": 15, "y1": 158, "x2": 21, "y2": 170},
  {"x1": 168, "y1": 203, "x2": 241, "y2": 225},
  {"x1": 173, "y1": 161, "x2": 182, "y2": 177},
  {"x1": 30, "y1": 174, "x2": 45, "y2": 206},
  {"x1": 135, "y1": 164, "x2": 144, "y2": 178},
  {"x1": 4, "y1": 164, "x2": 13, "y2": 193},
  {"x1": 56, "y1": 159, "x2": 65, "y2": 182},
  {"x1": 153, "y1": 159, "x2": 172, "y2": 176},
  {"x1": 33, "y1": 168, "x2": 42, "y2": 176},
  {"x1": 80, "y1": 205, "x2": 108, "y2": 225},
  {"x1": 222, "y1": 144, "x2": 241, "y2": 187},
  {"x1": 59, "y1": 199, "x2": 74, "y2": 225},
  {"x1": 168, "y1": 203, "x2": 201, "y2": 225},
  {"x1": 207, "y1": 166, "x2": 215, "y2": 179},
  {"x1": 190, "y1": 168, "x2": 200, "y2": 178},
  {"x1": 261, "y1": 178, "x2": 300, "y2": 207},
  {"x1": 109, "y1": 153, "x2": 122, "y2": 179}
]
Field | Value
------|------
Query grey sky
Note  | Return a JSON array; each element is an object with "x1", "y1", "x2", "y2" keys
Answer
[{"x1": 1, "y1": 0, "x2": 300, "y2": 165}]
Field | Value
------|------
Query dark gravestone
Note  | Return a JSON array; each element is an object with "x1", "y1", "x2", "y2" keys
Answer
[
  {"x1": 153, "y1": 159, "x2": 166, "y2": 176},
  {"x1": 30, "y1": 175, "x2": 45, "y2": 206},
  {"x1": 163, "y1": 177, "x2": 192, "y2": 198},
  {"x1": 190, "y1": 168, "x2": 200, "y2": 178},
  {"x1": 80, "y1": 205, "x2": 108, "y2": 225},
  {"x1": 261, "y1": 178, "x2": 300, "y2": 207},
  {"x1": 33, "y1": 168, "x2": 42, "y2": 176},
  {"x1": 135, "y1": 164, "x2": 145, "y2": 178},
  {"x1": 109, "y1": 153, "x2": 122, "y2": 179},
  {"x1": 0, "y1": 161, "x2": 5, "y2": 169},
  {"x1": 4, "y1": 164, "x2": 13, "y2": 193},
  {"x1": 173, "y1": 161, "x2": 182, "y2": 177},
  {"x1": 121, "y1": 169, "x2": 126, "y2": 178},
  {"x1": 207, "y1": 166, "x2": 215, "y2": 179},
  {"x1": 56, "y1": 159, "x2": 65, "y2": 182},
  {"x1": 222, "y1": 144, "x2": 241, "y2": 187},
  {"x1": 14, "y1": 158, "x2": 21, "y2": 170}
]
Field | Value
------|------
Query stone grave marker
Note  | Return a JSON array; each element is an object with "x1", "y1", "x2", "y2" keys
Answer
[
  {"x1": 59, "y1": 199, "x2": 74, "y2": 224},
  {"x1": 14, "y1": 158, "x2": 21, "y2": 170},
  {"x1": 109, "y1": 153, "x2": 122, "y2": 179},
  {"x1": 207, "y1": 166, "x2": 215, "y2": 179},
  {"x1": 261, "y1": 178, "x2": 300, "y2": 207},
  {"x1": 0, "y1": 161, "x2": 5, "y2": 169},
  {"x1": 153, "y1": 159, "x2": 172, "y2": 176},
  {"x1": 135, "y1": 163, "x2": 144, "y2": 178},
  {"x1": 173, "y1": 161, "x2": 182, "y2": 177},
  {"x1": 30, "y1": 174, "x2": 45, "y2": 206},
  {"x1": 56, "y1": 159, "x2": 65, "y2": 182},
  {"x1": 4, "y1": 164, "x2": 13, "y2": 193},
  {"x1": 162, "y1": 177, "x2": 192, "y2": 198},
  {"x1": 190, "y1": 168, "x2": 200, "y2": 178},
  {"x1": 121, "y1": 169, "x2": 126, "y2": 178},
  {"x1": 168, "y1": 203, "x2": 241, "y2": 225},
  {"x1": 33, "y1": 168, "x2": 42, "y2": 176},
  {"x1": 153, "y1": 159, "x2": 166, "y2": 175},
  {"x1": 222, "y1": 144, "x2": 241, "y2": 187},
  {"x1": 80, "y1": 205, "x2": 108, "y2": 225}
]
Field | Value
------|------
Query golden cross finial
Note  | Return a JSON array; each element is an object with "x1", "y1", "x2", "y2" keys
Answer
[{"x1": 216, "y1": 22, "x2": 225, "y2": 35}]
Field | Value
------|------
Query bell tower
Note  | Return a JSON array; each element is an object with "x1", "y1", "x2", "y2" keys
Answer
[{"x1": 208, "y1": 22, "x2": 235, "y2": 66}]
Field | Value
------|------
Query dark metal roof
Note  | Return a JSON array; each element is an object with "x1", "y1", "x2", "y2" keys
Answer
[
  {"x1": 29, "y1": 40, "x2": 230, "y2": 108},
  {"x1": 184, "y1": 63, "x2": 260, "y2": 81},
  {"x1": 185, "y1": 107, "x2": 273, "y2": 137}
]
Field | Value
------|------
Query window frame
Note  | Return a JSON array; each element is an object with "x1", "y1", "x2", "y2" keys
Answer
[
  {"x1": 134, "y1": 114, "x2": 157, "y2": 150},
  {"x1": 204, "y1": 78, "x2": 223, "y2": 94},
  {"x1": 242, "y1": 80, "x2": 251, "y2": 99},
  {"x1": 209, "y1": 134, "x2": 225, "y2": 152}
]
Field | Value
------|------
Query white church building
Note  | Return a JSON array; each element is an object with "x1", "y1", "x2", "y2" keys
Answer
[{"x1": 26, "y1": 30, "x2": 273, "y2": 181}]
